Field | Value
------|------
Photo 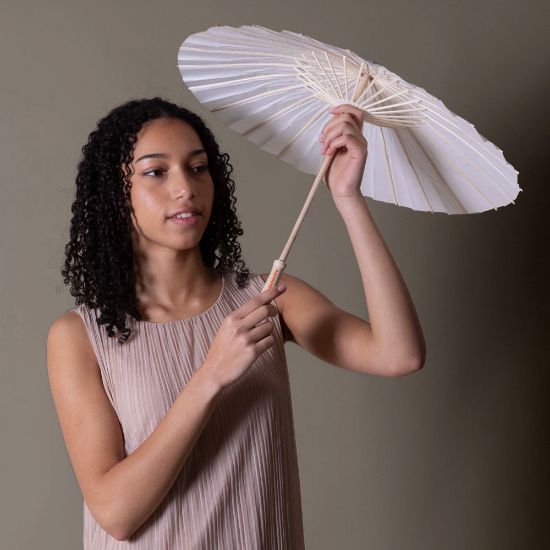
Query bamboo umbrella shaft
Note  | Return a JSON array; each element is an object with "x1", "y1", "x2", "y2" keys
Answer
[{"x1": 260, "y1": 152, "x2": 333, "y2": 292}]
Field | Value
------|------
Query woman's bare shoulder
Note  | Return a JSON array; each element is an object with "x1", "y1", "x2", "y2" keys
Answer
[{"x1": 47, "y1": 309, "x2": 97, "y2": 369}]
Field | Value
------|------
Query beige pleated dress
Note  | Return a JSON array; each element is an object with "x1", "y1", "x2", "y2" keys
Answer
[{"x1": 71, "y1": 271, "x2": 305, "y2": 549}]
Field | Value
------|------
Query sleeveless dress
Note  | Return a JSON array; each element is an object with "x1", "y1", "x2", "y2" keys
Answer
[{"x1": 71, "y1": 271, "x2": 305, "y2": 549}]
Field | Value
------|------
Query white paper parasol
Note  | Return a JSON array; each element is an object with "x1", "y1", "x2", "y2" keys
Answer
[{"x1": 177, "y1": 24, "x2": 521, "y2": 290}]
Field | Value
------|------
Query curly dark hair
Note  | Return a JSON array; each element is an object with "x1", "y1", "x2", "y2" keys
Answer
[{"x1": 61, "y1": 96, "x2": 251, "y2": 344}]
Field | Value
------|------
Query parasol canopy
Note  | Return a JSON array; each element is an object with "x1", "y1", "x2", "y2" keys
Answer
[{"x1": 177, "y1": 24, "x2": 521, "y2": 289}]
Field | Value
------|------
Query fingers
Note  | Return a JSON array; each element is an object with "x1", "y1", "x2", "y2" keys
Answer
[
  {"x1": 329, "y1": 104, "x2": 365, "y2": 128},
  {"x1": 321, "y1": 104, "x2": 368, "y2": 158},
  {"x1": 247, "y1": 303, "x2": 278, "y2": 331},
  {"x1": 321, "y1": 121, "x2": 364, "y2": 155},
  {"x1": 321, "y1": 127, "x2": 355, "y2": 155},
  {"x1": 322, "y1": 113, "x2": 362, "y2": 137},
  {"x1": 249, "y1": 316, "x2": 276, "y2": 343},
  {"x1": 235, "y1": 283, "x2": 286, "y2": 320},
  {"x1": 323, "y1": 133, "x2": 368, "y2": 158},
  {"x1": 321, "y1": 105, "x2": 365, "y2": 141}
]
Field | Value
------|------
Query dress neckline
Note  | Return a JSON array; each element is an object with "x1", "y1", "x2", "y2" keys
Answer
[{"x1": 138, "y1": 271, "x2": 226, "y2": 326}]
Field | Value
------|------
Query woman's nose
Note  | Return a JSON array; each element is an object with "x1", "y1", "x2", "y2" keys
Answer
[{"x1": 171, "y1": 169, "x2": 195, "y2": 198}]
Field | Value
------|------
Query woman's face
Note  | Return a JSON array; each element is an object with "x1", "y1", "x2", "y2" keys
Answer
[{"x1": 126, "y1": 117, "x2": 215, "y2": 253}]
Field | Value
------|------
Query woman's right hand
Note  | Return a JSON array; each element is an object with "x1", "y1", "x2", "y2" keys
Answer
[{"x1": 202, "y1": 282, "x2": 287, "y2": 391}]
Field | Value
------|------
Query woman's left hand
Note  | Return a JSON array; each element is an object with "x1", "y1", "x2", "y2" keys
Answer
[{"x1": 320, "y1": 103, "x2": 369, "y2": 200}]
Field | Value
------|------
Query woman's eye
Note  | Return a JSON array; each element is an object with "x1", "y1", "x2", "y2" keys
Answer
[
  {"x1": 192, "y1": 165, "x2": 209, "y2": 173},
  {"x1": 143, "y1": 165, "x2": 208, "y2": 177},
  {"x1": 144, "y1": 168, "x2": 164, "y2": 177}
]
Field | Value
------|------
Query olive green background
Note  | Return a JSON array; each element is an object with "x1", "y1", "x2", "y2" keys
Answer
[{"x1": 1, "y1": 0, "x2": 547, "y2": 548}]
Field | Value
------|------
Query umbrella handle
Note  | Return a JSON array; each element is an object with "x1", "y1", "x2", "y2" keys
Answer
[{"x1": 260, "y1": 259, "x2": 287, "y2": 292}]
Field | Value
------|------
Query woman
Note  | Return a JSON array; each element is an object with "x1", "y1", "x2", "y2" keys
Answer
[{"x1": 47, "y1": 97, "x2": 425, "y2": 549}]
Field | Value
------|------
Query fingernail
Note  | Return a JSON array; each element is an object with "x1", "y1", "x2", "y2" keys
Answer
[{"x1": 277, "y1": 284, "x2": 287, "y2": 292}]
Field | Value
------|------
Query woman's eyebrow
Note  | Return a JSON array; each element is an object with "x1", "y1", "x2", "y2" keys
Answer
[{"x1": 136, "y1": 148, "x2": 206, "y2": 163}]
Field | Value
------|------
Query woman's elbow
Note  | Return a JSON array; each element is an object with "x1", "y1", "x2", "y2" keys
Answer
[
  {"x1": 391, "y1": 353, "x2": 426, "y2": 377},
  {"x1": 94, "y1": 502, "x2": 132, "y2": 542},
  {"x1": 107, "y1": 520, "x2": 132, "y2": 542}
]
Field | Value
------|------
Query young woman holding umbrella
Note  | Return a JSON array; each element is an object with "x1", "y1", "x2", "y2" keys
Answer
[{"x1": 47, "y1": 96, "x2": 425, "y2": 548}]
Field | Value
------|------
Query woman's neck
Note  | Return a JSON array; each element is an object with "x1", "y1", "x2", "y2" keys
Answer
[{"x1": 134, "y1": 249, "x2": 217, "y2": 310}]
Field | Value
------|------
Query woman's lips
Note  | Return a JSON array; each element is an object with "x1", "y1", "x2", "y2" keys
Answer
[{"x1": 167, "y1": 214, "x2": 201, "y2": 226}]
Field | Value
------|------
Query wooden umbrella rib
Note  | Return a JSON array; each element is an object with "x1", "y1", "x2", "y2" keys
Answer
[
  {"x1": 368, "y1": 90, "x2": 416, "y2": 116},
  {"x1": 366, "y1": 95, "x2": 423, "y2": 113},
  {"x1": 205, "y1": 27, "x2": 302, "y2": 52},
  {"x1": 369, "y1": 115, "x2": 425, "y2": 126},
  {"x1": 369, "y1": 117, "x2": 425, "y2": 128},
  {"x1": 393, "y1": 86, "x2": 467, "y2": 132},
  {"x1": 420, "y1": 119, "x2": 514, "y2": 206},
  {"x1": 278, "y1": 103, "x2": 331, "y2": 158},
  {"x1": 323, "y1": 50, "x2": 345, "y2": 99},
  {"x1": 367, "y1": 109, "x2": 419, "y2": 120},
  {"x1": 351, "y1": 62, "x2": 365, "y2": 101},
  {"x1": 231, "y1": 25, "x2": 362, "y2": 71},
  {"x1": 420, "y1": 112, "x2": 515, "y2": 190},
  {"x1": 379, "y1": 126, "x2": 399, "y2": 205},
  {"x1": 359, "y1": 72, "x2": 377, "y2": 99},
  {"x1": 368, "y1": 105, "x2": 425, "y2": 118},
  {"x1": 296, "y1": 74, "x2": 334, "y2": 103},
  {"x1": 356, "y1": 77, "x2": 394, "y2": 107},
  {"x1": 368, "y1": 110, "x2": 424, "y2": 121},
  {"x1": 392, "y1": 128, "x2": 435, "y2": 212},
  {"x1": 295, "y1": 62, "x2": 336, "y2": 102},
  {"x1": 404, "y1": 127, "x2": 469, "y2": 213},
  {"x1": 362, "y1": 86, "x2": 414, "y2": 111},
  {"x1": 343, "y1": 56, "x2": 349, "y2": 101},
  {"x1": 232, "y1": 25, "x2": 312, "y2": 50},
  {"x1": 369, "y1": 120, "x2": 420, "y2": 128},
  {"x1": 179, "y1": 62, "x2": 297, "y2": 70},
  {"x1": 388, "y1": 83, "x2": 511, "y2": 170},
  {"x1": 256, "y1": 26, "x2": 360, "y2": 68},
  {"x1": 179, "y1": 45, "x2": 296, "y2": 58},
  {"x1": 368, "y1": 111, "x2": 424, "y2": 126},
  {"x1": 311, "y1": 51, "x2": 342, "y2": 99},
  {"x1": 421, "y1": 124, "x2": 503, "y2": 210},
  {"x1": 290, "y1": 63, "x2": 360, "y2": 76},
  {"x1": 209, "y1": 82, "x2": 307, "y2": 112},
  {"x1": 301, "y1": 83, "x2": 333, "y2": 104},
  {"x1": 182, "y1": 60, "x2": 359, "y2": 82},
  {"x1": 370, "y1": 121, "x2": 421, "y2": 129},
  {"x1": 188, "y1": 72, "x2": 299, "y2": 91},
  {"x1": 393, "y1": 84, "x2": 517, "y2": 180},
  {"x1": 240, "y1": 96, "x2": 319, "y2": 137},
  {"x1": 293, "y1": 62, "x2": 361, "y2": 83},
  {"x1": 367, "y1": 106, "x2": 425, "y2": 120},
  {"x1": 180, "y1": 45, "x2": 364, "y2": 77}
]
